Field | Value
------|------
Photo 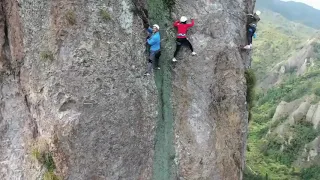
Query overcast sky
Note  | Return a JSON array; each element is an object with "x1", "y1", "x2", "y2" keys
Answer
[{"x1": 282, "y1": 0, "x2": 320, "y2": 9}]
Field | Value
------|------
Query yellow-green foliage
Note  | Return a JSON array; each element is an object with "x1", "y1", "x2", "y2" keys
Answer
[
  {"x1": 32, "y1": 148, "x2": 56, "y2": 172},
  {"x1": 40, "y1": 51, "x2": 54, "y2": 61},
  {"x1": 246, "y1": 10, "x2": 320, "y2": 180},
  {"x1": 245, "y1": 69, "x2": 257, "y2": 122},
  {"x1": 43, "y1": 171, "x2": 60, "y2": 180},
  {"x1": 252, "y1": 10, "x2": 316, "y2": 81},
  {"x1": 31, "y1": 140, "x2": 59, "y2": 180},
  {"x1": 65, "y1": 10, "x2": 76, "y2": 25},
  {"x1": 100, "y1": 9, "x2": 111, "y2": 21},
  {"x1": 247, "y1": 69, "x2": 320, "y2": 179},
  {"x1": 32, "y1": 148, "x2": 42, "y2": 161},
  {"x1": 300, "y1": 165, "x2": 320, "y2": 180}
]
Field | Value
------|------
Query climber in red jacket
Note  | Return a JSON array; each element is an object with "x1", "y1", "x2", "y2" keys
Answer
[{"x1": 172, "y1": 16, "x2": 196, "y2": 62}]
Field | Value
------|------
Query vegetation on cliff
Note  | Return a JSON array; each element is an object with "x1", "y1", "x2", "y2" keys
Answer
[{"x1": 245, "y1": 7, "x2": 320, "y2": 180}]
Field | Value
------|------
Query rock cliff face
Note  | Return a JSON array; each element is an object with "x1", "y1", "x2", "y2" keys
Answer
[
  {"x1": 258, "y1": 36, "x2": 320, "y2": 90},
  {"x1": 0, "y1": 0, "x2": 254, "y2": 179}
]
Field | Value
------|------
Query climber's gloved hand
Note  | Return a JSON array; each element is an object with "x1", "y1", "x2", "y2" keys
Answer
[{"x1": 143, "y1": 22, "x2": 149, "y2": 29}]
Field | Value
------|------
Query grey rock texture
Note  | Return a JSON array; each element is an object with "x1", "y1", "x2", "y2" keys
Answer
[
  {"x1": 306, "y1": 104, "x2": 318, "y2": 122},
  {"x1": 258, "y1": 36, "x2": 320, "y2": 90},
  {"x1": 2, "y1": 0, "x2": 157, "y2": 179},
  {"x1": 272, "y1": 97, "x2": 318, "y2": 135},
  {"x1": 295, "y1": 136, "x2": 320, "y2": 166},
  {"x1": 172, "y1": 1, "x2": 253, "y2": 179},
  {"x1": 310, "y1": 104, "x2": 320, "y2": 129},
  {"x1": 269, "y1": 96, "x2": 320, "y2": 167},
  {"x1": 289, "y1": 101, "x2": 311, "y2": 124},
  {"x1": 272, "y1": 99, "x2": 304, "y2": 122},
  {"x1": 0, "y1": 0, "x2": 255, "y2": 179}
]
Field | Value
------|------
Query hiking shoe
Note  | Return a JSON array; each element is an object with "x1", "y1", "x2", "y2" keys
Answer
[
  {"x1": 243, "y1": 45, "x2": 251, "y2": 49},
  {"x1": 144, "y1": 72, "x2": 150, "y2": 76},
  {"x1": 191, "y1": 52, "x2": 197, "y2": 56},
  {"x1": 172, "y1": 58, "x2": 177, "y2": 62}
]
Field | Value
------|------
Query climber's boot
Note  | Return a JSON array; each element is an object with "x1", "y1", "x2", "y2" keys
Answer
[{"x1": 243, "y1": 45, "x2": 251, "y2": 49}]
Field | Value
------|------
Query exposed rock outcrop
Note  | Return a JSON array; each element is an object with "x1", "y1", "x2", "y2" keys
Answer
[
  {"x1": 258, "y1": 36, "x2": 320, "y2": 89},
  {"x1": 270, "y1": 96, "x2": 320, "y2": 167},
  {"x1": 272, "y1": 99, "x2": 305, "y2": 122},
  {"x1": 309, "y1": 104, "x2": 320, "y2": 129},
  {"x1": 0, "y1": 0, "x2": 254, "y2": 179},
  {"x1": 307, "y1": 104, "x2": 318, "y2": 124},
  {"x1": 295, "y1": 136, "x2": 320, "y2": 167},
  {"x1": 272, "y1": 97, "x2": 318, "y2": 135}
]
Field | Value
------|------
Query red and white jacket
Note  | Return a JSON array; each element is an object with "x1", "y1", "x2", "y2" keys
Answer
[{"x1": 173, "y1": 19, "x2": 195, "y2": 38}]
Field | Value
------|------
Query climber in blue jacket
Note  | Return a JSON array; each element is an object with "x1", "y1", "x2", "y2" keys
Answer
[{"x1": 144, "y1": 24, "x2": 161, "y2": 76}]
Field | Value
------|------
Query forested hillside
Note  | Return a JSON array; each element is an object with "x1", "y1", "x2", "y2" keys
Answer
[
  {"x1": 245, "y1": 8, "x2": 320, "y2": 180},
  {"x1": 256, "y1": 0, "x2": 320, "y2": 29},
  {"x1": 252, "y1": 10, "x2": 316, "y2": 81}
]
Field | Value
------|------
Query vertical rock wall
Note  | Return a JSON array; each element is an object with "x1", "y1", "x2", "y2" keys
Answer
[
  {"x1": 0, "y1": 0, "x2": 255, "y2": 179},
  {"x1": 146, "y1": 0, "x2": 254, "y2": 179},
  {"x1": 1, "y1": 0, "x2": 157, "y2": 179}
]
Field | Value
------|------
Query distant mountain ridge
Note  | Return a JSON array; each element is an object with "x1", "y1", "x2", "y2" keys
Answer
[
  {"x1": 256, "y1": 0, "x2": 320, "y2": 29},
  {"x1": 251, "y1": 9, "x2": 316, "y2": 83},
  {"x1": 246, "y1": 3, "x2": 320, "y2": 179}
]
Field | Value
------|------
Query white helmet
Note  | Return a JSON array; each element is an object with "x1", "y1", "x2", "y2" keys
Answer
[
  {"x1": 180, "y1": 16, "x2": 188, "y2": 22},
  {"x1": 153, "y1": 24, "x2": 160, "y2": 30},
  {"x1": 255, "y1": 10, "x2": 261, "y2": 16}
]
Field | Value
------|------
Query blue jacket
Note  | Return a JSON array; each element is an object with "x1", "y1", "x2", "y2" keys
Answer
[{"x1": 147, "y1": 27, "x2": 161, "y2": 51}]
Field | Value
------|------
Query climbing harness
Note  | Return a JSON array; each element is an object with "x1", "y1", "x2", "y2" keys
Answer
[
  {"x1": 177, "y1": 33, "x2": 186, "y2": 37},
  {"x1": 248, "y1": 28, "x2": 254, "y2": 32},
  {"x1": 249, "y1": 24, "x2": 257, "y2": 28}
]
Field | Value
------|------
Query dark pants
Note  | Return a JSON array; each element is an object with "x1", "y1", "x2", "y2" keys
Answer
[
  {"x1": 247, "y1": 26, "x2": 256, "y2": 45},
  {"x1": 147, "y1": 50, "x2": 161, "y2": 73},
  {"x1": 174, "y1": 38, "x2": 194, "y2": 57}
]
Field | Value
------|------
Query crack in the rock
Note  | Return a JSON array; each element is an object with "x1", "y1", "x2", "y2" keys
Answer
[
  {"x1": 0, "y1": 2, "x2": 13, "y2": 74},
  {"x1": 1, "y1": 0, "x2": 38, "y2": 139}
]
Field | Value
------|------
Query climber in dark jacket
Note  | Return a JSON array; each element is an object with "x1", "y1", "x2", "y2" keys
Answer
[
  {"x1": 144, "y1": 24, "x2": 161, "y2": 76},
  {"x1": 243, "y1": 11, "x2": 261, "y2": 49}
]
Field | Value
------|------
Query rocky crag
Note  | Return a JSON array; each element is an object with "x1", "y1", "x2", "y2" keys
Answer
[{"x1": 0, "y1": 0, "x2": 255, "y2": 179}]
